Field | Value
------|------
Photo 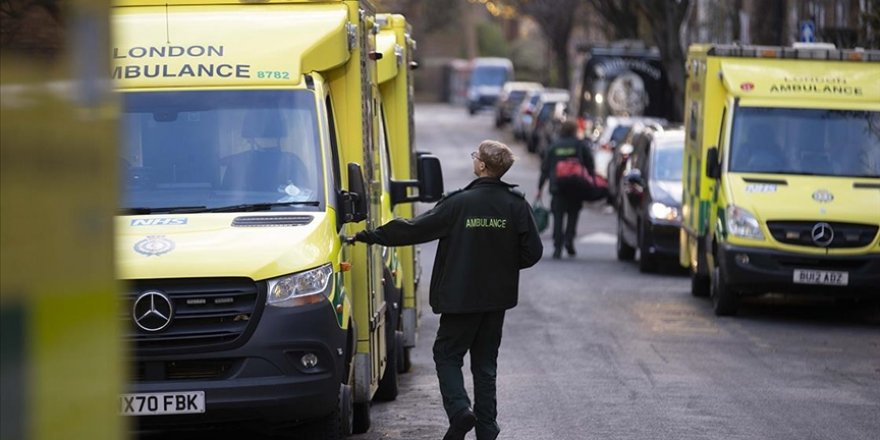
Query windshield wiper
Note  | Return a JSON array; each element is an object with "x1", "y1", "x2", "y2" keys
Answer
[
  {"x1": 122, "y1": 206, "x2": 207, "y2": 215},
  {"x1": 205, "y1": 201, "x2": 320, "y2": 213}
]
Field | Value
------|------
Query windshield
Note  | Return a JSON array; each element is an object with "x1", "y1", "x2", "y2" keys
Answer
[
  {"x1": 471, "y1": 66, "x2": 509, "y2": 87},
  {"x1": 729, "y1": 107, "x2": 880, "y2": 177},
  {"x1": 651, "y1": 141, "x2": 683, "y2": 182},
  {"x1": 121, "y1": 90, "x2": 324, "y2": 212},
  {"x1": 508, "y1": 90, "x2": 527, "y2": 105}
]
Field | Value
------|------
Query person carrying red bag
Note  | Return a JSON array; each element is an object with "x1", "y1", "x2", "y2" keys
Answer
[{"x1": 537, "y1": 120, "x2": 597, "y2": 259}]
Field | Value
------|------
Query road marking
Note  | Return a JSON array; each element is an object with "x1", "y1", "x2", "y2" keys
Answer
[
  {"x1": 578, "y1": 232, "x2": 616, "y2": 244},
  {"x1": 633, "y1": 302, "x2": 721, "y2": 335}
]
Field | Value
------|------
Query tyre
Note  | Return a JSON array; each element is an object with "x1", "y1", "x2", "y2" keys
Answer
[
  {"x1": 352, "y1": 401, "x2": 370, "y2": 434},
  {"x1": 638, "y1": 222, "x2": 657, "y2": 273},
  {"x1": 711, "y1": 266, "x2": 739, "y2": 316},
  {"x1": 374, "y1": 334, "x2": 399, "y2": 401},
  {"x1": 616, "y1": 217, "x2": 636, "y2": 261},
  {"x1": 296, "y1": 384, "x2": 351, "y2": 440},
  {"x1": 690, "y1": 270, "x2": 710, "y2": 297},
  {"x1": 401, "y1": 346, "x2": 412, "y2": 373},
  {"x1": 394, "y1": 330, "x2": 406, "y2": 374}
]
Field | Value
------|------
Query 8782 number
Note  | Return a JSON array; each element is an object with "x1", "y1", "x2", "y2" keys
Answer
[{"x1": 257, "y1": 71, "x2": 290, "y2": 79}]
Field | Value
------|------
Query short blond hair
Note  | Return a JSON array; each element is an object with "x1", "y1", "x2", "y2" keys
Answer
[{"x1": 477, "y1": 140, "x2": 515, "y2": 178}]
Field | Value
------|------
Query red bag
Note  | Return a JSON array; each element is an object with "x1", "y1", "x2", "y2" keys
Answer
[
  {"x1": 554, "y1": 158, "x2": 589, "y2": 180},
  {"x1": 554, "y1": 158, "x2": 608, "y2": 201}
]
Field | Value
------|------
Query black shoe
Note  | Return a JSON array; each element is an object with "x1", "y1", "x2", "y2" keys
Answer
[
  {"x1": 443, "y1": 408, "x2": 476, "y2": 440},
  {"x1": 552, "y1": 249, "x2": 562, "y2": 259},
  {"x1": 565, "y1": 243, "x2": 576, "y2": 256}
]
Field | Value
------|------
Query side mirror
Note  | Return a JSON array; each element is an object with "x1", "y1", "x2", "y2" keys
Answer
[
  {"x1": 706, "y1": 146, "x2": 721, "y2": 179},
  {"x1": 417, "y1": 155, "x2": 444, "y2": 202},
  {"x1": 341, "y1": 163, "x2": 368, "y2": 223},
  {"x1": 390, "y1": 154, "x2": 445, "y2": 205}
]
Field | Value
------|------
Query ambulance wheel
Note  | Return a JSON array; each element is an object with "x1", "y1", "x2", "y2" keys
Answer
[
  {"x1": 690, "y1": 271, "x2": 710, "y2": 297},
  {"x1": 711, "y1": 266, "x2": 739, "y2": 316},
  {"x1": 300, "y1": 384, "x2": 351, "y2": 439},
  {"x1": 338, "y1": 384, "x2": 354, "y2": 437},
  {"x1": 616, "y1": 218, "x2": 635, "y2": 261},
  {"x1": 402, "y1": 346, "x2": 413, "y2": 373},
  {"x1": 374, "y1": 337, "x2": 399, "y2": 401},
  {"x1": 352, "y1": 401, "x2": 371, "y2": 434},
  {"x1": 395, "y1": 330, "x2": 407, "y2": 373}
]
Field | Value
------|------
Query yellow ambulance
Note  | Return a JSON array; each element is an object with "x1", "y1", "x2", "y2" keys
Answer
[
  {"x1": 681, "y1": 43, "x2": 880, "y2": 316},
  {"x1": 112, "y1": 0, "x2": 442, "y2": 437},
  {"x1": 375, "y1": 13, "x2": 426, "y2": 374}
]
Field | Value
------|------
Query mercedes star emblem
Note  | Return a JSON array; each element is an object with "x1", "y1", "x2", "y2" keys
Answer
[
  {"x1": 133, "y1": 290, "x2": 174, "y2": 332},
  {"x1": 810, "y1": 222, "x2": 834, "y2": 248}
]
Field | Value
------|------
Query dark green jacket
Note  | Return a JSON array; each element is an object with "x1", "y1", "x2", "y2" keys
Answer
[
  {"x1": 538, "y1": 136, "x2": 595, "y2": 194},
  {"x1": 357, "y1": 178, "x2": 544, "y2": 313}
]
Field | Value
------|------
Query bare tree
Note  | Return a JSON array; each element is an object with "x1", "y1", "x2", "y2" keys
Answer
[
  {"x1": 1, "y1": 0, "x2": 62, "y2": 49},
  {"x1": 751, "y1": 0, "x2": 787, "y2": 45},
  {"x1": 506, "y1": 0, "x2": 582, "y2": 88},
  {"x1": 585, "y1": 0, "x2": 641, "y2": 40},
  {"x1": 581, "y1": 0, "x2": 690, "y2": 121},
  {"x1": 635, "y1": 0, "x2": 691, "y2": 121}
]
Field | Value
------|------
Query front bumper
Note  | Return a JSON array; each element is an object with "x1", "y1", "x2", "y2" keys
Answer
[
  {"x1": 129, "y1": 301, "x2": 346, "y2": 430},
  {"x1": 718, "y1": 243, "x2": 880, "y2": 297},
  {"x1": 469, "y1": 95, "x2": 498, "y2": 110},
  {"x1": 644, "y1": 221, "x2": 680, "y2": 260}
]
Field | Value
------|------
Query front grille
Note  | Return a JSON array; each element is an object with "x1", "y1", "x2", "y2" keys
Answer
[
  {"x1": 767, "y1": 221, "x2": 878, "y2": 248},
  {"x1": 232, "y1": 215, "x2": 313, "y2": 227},
  {"x1": 123, "y1": 278, "x2": 261, "y2": 353},
  {"x1": 133, "y1": 359, "x2": 241, "y2": 381},
  {"x1": 773, "y1": 256, "x2": 870, "y2": 271}
]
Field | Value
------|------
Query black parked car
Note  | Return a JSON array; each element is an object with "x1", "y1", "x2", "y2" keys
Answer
[
  {"x1": 605, "y1": 118, "x2": 667, "y2": 209},
  {"x1": 616, "y1": 128, "x2": 684, "y2": 272}
]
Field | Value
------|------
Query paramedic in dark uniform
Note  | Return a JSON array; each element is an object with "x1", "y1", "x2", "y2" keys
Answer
[
  {"x1": 353, "y1": 140, "x2": 543, "y2": 440},
  {"x1": 537, "y1": 120, "x2": 596, "y2": 259}
]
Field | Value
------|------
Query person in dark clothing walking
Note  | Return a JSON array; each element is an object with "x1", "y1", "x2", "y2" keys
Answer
[
  {"x1": 353, "y1": 140, "x2": 543, "y2": 440},
  {"x1": 537, "y1": 120, "x2": 596, "y2": 259}
]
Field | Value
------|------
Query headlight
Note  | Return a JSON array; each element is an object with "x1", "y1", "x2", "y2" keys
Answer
[
  {"x1": 726, "y1": 205, "x2": 764, "y2": 240},
  {"x1": 266, "y1": 264, "x2": 334, "y2": 307},
  {"x1": 649, "y1": 202, "x2": 680, "y2": 222}
]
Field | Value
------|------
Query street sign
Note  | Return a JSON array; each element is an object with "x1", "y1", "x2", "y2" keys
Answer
[{"x1": 799, "y1": 20, "x2": 816, "y2": 42}]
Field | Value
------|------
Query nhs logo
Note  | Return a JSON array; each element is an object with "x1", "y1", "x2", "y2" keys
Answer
[{"x1": 131, "y1": 218, "x2": 188, "y2": 226}]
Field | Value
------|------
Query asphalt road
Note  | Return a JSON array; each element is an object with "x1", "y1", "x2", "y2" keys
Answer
[
  {"x1": 352, "y1": 104, "x2": 880, "y2": 440},
  {"x1": 139, "y1": 104, "x2": 879, "y2": 440}
]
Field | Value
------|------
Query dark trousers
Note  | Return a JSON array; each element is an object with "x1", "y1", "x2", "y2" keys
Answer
[
  {"x1": 551, "y1": 194, "x2": 582, "y2": 251},
  {"x1": 433, "y1": 311, "x2": 506, "y2": 440}
]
